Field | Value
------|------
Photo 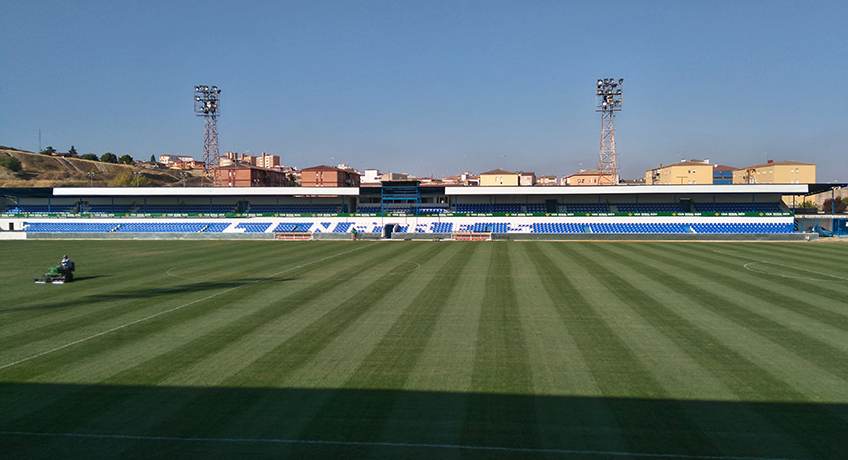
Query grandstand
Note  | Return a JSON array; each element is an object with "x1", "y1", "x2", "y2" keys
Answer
[{"x1": 1, "y1": 183, "x2": 840, "y2": 239}]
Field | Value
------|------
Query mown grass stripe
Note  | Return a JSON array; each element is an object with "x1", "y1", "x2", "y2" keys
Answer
[
  {"x1": 9, "y1": 242, "x2": 394, "y2": 447},
  {"x1": 2, "y1": 240, "x2": 847, "y2": 459},
  {"x1": 0, "y1": 243, "x2": 324, "y2": 348},
  {"x1": 626, "y1": 244, "x2": 848, "y2": 380},
  {"x1": 740, "y1": 243, "x2": 848, "y2": 265},
  {"x1": 122, "y1": 243, "x2": 447, "y2": 448},
  {"x1": 1, "y1": 243, "x2": 383, "y2": 431},
  {"x1": 687, "y1": 243, "x2": 848, "y2": 298},
  {"x1": 652, "y1": 244, "x2": 848, "y2": 330},
  {"x1": 713, "y1": 243, "x2": 848, "y2": 286},
  {"x1": 0, "y1": 243, "x2": 355, "y2": 382},
  {"x1": 589, "y1": 243, "x2": 841, "y2": 458},
  {"x1": 286, "y1": 243, "x2": 479, "y2": 456},
  {"x1": 528, "y1": 243, "x2": 719, "y2": 455},
  {"x1": 0, "y1": 242, "x2": 251, "y2": 335},
  {"x1": 0, "y1": 241, "x2": 213, "y2": 310},
  {"x1": 460, "y1": 242, "x2": 540, "y2": 450}
]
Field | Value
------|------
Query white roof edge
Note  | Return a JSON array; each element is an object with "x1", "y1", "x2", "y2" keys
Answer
[
  {"x1": 53, "y1": 187, "x2": 360, "y2": 196},
  {"x1": 444, "y1": 184, "x2": 809, "y2": 195},
  {"x1": 51, "y1": 184, "x2": 809, "y2": 196}
]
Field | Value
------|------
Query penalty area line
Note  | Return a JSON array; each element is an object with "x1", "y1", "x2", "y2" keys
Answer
[
  {"x1": 0, "y1": 431, "x2": 794, "y2": 460},
  {"x1": 0, "y1": 244, "x2": 371, "y2": 372}
]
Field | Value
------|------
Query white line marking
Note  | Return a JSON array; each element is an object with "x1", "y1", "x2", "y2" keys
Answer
[
  {"x1": 742, "y1": 261, "x2": 848, "y2": 282},
  {"x1": 164, "y1": 266, "x2": 189, "y2": 280},
  {"x1": 710, "y1": 248, "x2": 848, "y2": 282},
  {"x1": 0, "y1": 244, "x2": 371, "y2": 372},
  {"x1": 0, "y1": 431, "x2": 793, "y2": 460}
]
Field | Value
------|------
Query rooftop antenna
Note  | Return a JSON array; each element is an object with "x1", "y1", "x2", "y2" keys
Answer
[
  {"x1": 194, "y1": 84, "x2": 222, "y2": 176},
  {"x1": 595, "y1": 78, "x2": 623, "y2": 185}
]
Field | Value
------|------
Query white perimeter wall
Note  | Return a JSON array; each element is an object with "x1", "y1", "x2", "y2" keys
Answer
[{"x1": 13, "y1": 215, "x2": 795, "y2": 234}]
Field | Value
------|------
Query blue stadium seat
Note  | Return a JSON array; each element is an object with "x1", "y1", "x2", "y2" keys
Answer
[
  {"x1": 235, "y1": 222, "x2": 271, "y2": 233},
  {"x1": 251, "y1": 205, "x2": 341, "y2": 214},
  {"x1": 560, "y1": 204, "x2": 610, "y2": 214},
  {"x1": 24, "y1": 222, "x2": 118, "y2": 232},
  {"x1": 87, "y1": 204, "x2": 134, "y2": 213},
  {"x1": 430, "y1": 222, "x2": 453, "y2": 233},
  {"x1": 273, "y1": 222, "x2": 313, "y2": 232},
  {"x1": 333, "y1": 222, "x2": 353, "y2": 233},
  {"x1": 203, "y1": 223, "x2": 230, "y2": 233},
  {"x1": 141, "y1": 205, "x2": 234, "y2": 214},
  {"x1": 10, "y1": 205, "x2": 76, "y2": 213},
  {"x1": 116, "y1": 223, "x2": 210, "y2": 233},
  {"x1": 694, "y1": 203, "x2": 784, "y2": 214},
  {"x1": 616, "y1": 203, "x2": 687, "y2": 214}
]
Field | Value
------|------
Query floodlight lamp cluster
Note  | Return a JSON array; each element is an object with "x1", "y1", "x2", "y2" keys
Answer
[
  {"x1": 194, "y1": 85, "x2": 221, "y2": 116},
  {"x1": 596, "y1": 78, "x2": 623, "y2": 111}
]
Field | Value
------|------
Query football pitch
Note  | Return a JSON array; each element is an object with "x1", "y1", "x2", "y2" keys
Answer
[{"x1": 1, "y1": 240, "x2": 846, "y2": 459}]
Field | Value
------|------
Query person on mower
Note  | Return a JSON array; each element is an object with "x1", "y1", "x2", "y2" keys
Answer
[{"x1": 60, "y1": 255, "x2": 75, "y2": 272}]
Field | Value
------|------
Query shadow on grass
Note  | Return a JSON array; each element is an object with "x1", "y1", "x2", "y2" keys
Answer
[
  {"x1": 68, "y1": 275, "x2": 109, "y2": 282},
  {"x1": 2, "y1": 278, "x2": 295, "y2": 314},
  {"x1": 0, "y1": 382, "x2": 844, "y2": 459}
]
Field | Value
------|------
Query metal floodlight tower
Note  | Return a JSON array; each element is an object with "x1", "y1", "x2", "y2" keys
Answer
[
  {"x1": 595, "y1": 78, "x2": 623, "y2": 185},
  {"x1": 194, "y1": 84, "x2": 221, "y2": 175}
]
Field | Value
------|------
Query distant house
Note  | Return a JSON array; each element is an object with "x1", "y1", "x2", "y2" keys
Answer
[
  {"x1": 159, "y1": 154, "x2": 204, "y2": 170},
  {"x1": 712, "y1": 164, "x2": 736, "y2": 185},
  {"x1": 732, "y1": 160, "x2": 816, "y2": 184},
  {"x1": 537, "y1": 175, "x2": 559, "y2": 186},
  {"x1": 213, "y1": 165, "x2": 291, "y2": 187},
  {"x1": 300, "y1": 165, "x2": 361, "y2": 187},
  {"x1": 479, "y1": 169, "x2": 519, "y2": 186},
  {"x1": 518, "y1": 171, "x2": 535, "y2": 186},
  {"x1": 565, "y1": 169, "x2": 616, "y2": 186},
  {"x1": 256, "y1": 153, "x2": 280, "y2": 169},
  {"x1": 645, "y1": 160, "x2": 713, "y2": 185},
  {"x1": 361, "y1": 169, "x2": 383, "y2": 184}
]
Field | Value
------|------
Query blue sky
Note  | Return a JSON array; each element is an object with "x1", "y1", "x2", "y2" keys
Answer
[{"x1": 1, "y1": 0, "x2": 846, "y2": 180}]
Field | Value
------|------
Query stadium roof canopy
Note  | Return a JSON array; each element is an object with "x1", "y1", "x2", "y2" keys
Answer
[
  {"x1": 52, "y1": 187, "x2": 360, "y2": 196},
  {"x1": 445, "y1": 184, "x2": 809, "y2": 196},
  {"x1": 44, "y1": 184, "x2": 830, "y2": 197},
  {"x1": 803, "y1": 183, "x2": 848, "y2": 195}
]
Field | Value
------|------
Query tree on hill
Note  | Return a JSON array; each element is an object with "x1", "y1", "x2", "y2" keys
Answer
[
  {"x1": 68, "y1": 145, "x2": 79, "y2": 157},
  {"x1": 40, "y1": 146, "x2": 56, "y2": 155},
  {"x1": 822, "y1": 198, "x2": 847, "y2": 214},
  {"x1": 100, "y1": 152, "x2": 118, "y2": 163},
  {"x1": 110, "y1": 171, "x2": 150, "y2": 187},
  {"x1": 80, "y1": 153, "x2": 99, "y2": 161},
  {"x1": 0, "y1": 155, "x2": 22, "y2": 172},
  {"x1": 149, "y1": 154, "x2": 156, "y2": 163}
]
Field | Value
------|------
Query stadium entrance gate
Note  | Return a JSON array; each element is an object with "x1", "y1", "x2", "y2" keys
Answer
[{"x1": 383, "y1": 223, "x2": 401, "y2": 239}]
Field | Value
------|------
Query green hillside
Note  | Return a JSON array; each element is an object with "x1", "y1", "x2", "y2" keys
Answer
[{"x1": 0, "y1": 147, "x2": 208, "y2": 187}]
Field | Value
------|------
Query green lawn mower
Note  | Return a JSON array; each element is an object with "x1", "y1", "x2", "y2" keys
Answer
[{"x1": 35, "y1": 257, "x2": 75, "y2": 284}]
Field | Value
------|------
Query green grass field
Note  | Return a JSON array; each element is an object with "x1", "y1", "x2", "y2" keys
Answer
[{"x1": 1, "y1": 240, "x2": 847, "y2": 459}]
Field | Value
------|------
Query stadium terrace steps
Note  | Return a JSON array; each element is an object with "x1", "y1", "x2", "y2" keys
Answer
[
  {"x1": 6, "y1": 202, "x2": 791, "y2": 216},
  {"x1": 694, "y1": 203, "x2": 785, "y2": 213},
  {"x1": 249, "y1": 205, "x2": 342, "y2": 214},
  {"x1": 21, "y1": 220, "x2": 796, "y2": 235},
  {"x1": 333, "y1": 222, "x2": 353, "y2": 233},
  {"x1": 23, "y1": 223, "x2": 119, "y2": 233},
  {"x1": 24, "y1": 222, "x2": 231, "y2": 233},
  {"x1": 273, "y1": 222, "x2": 313, "y2": 233},
  {"x1": 235, "y1": 222, "x2": 272, "y2": 233}
]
